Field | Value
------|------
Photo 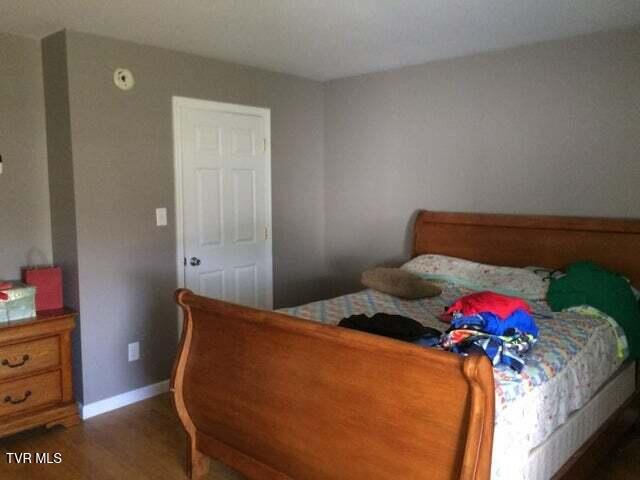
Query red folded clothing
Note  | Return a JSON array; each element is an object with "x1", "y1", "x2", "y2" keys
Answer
[{"x1": 445, "y1": 291, "x2": 531, "y2": 320}]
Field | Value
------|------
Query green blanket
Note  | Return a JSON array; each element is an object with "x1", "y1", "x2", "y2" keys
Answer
[{"x1": 547, "y1": 261, "x2": 640, "y2": 358}]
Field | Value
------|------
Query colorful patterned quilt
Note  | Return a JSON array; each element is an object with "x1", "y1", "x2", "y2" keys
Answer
[{"x1": 279, "y1": 283, "x2": 628, "y2": 479}]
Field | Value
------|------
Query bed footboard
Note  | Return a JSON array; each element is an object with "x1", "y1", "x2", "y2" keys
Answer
[{"x1": 171, "y1": 289, "x2": 495, "y2": 480}]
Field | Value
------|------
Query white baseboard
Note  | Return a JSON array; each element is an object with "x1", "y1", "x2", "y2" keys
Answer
[{"x1": 80, "y1": 379, "x2": 170, "y2": 420}]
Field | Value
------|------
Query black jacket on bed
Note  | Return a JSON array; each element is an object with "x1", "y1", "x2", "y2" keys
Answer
[{"x1": 338, "y1": 313, "x2": 441, "y2": 343}]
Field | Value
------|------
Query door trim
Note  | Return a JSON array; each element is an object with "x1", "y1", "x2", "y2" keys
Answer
[{"x1": 172, "y1": 96, "x2": 273, "y2": 307}]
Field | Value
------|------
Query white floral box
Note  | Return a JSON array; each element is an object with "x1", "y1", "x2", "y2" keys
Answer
[{"x1": 0, "y1": 281, "x2": 36, "y2": 323}]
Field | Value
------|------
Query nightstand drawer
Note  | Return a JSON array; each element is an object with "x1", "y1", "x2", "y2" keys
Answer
[
  {"x1": 0, "y1": 370, "x2": 62, "y2": 417},
  {"x1": 0, "y1": 336, "x2": 60, "y2": 381}
]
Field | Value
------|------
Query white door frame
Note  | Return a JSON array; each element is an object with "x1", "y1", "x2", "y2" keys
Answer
[{"x1": 172, "y1": 96, "x2": 273, "y2": 303}]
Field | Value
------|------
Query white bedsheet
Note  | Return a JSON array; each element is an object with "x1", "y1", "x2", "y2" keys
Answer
[{"x1": 491, "y1": 310, "x2": 623, "y2": 479}]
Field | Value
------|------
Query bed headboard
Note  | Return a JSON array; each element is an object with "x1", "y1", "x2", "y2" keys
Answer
[{"x1": 413, "y1": 210, "x2": 640, "y2": 286}]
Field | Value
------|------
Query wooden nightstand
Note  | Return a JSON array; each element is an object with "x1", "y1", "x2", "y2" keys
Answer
[{"x1": 0, "y1": 309, "x2": 80, "y2": 437}]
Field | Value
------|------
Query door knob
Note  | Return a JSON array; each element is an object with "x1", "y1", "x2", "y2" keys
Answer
[{"x1": 189, "y1": 257, "x2": 201, "y2": 266}]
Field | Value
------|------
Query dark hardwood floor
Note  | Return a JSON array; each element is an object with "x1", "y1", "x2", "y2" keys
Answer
[
  {"x1": 0, "y1": 394, "x2": 243, "y2": 479},
  {"x1": 0, "y1": 393, "x2": 637, "y2": 479},
  {"x1": 593, "y1": 412, "x2": 640, "y2": 480}
]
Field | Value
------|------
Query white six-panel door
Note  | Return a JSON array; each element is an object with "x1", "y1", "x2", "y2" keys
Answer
[{"x1": 174, "y1": 98, "x2": 273, "y2": 309}]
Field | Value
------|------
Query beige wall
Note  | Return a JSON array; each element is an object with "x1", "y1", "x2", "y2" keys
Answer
[
  {"x1": 0, "y1": 34, "x2": 52, "y2": 280},
  {"x1": 324, "y1": 28, "x2": 640, "y2": 296},
  {"x1": 43, "y1": 30, "x2": 327, "y2": 404}
]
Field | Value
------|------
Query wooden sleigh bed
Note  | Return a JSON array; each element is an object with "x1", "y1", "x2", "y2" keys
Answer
[{"x1": 171, "y1": 211, "x2": 640, "y2": 480}]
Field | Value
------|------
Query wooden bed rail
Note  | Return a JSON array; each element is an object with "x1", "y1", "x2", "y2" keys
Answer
[{"x1": 171, "y1": 289, "x2": 495, "y2": 480}]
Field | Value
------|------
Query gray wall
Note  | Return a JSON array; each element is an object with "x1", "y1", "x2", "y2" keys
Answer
[
  {"x1": 42, "y1": 31, "x2": 83, "y2": 401},
  {"x1": 11, "y1": 25, "x2": 640, "y2": 406},
  {"x1": 0, "y1": 34, "x2": 52, "y2": 279},
  {"x1": 45, "y1": 30, "x2": 327, "y2": 404},
  {"x1": 324, "y1": 28, "x2": 640, "y2": 296}
]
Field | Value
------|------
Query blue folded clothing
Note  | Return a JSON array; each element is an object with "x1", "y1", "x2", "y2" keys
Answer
[{"x1": 450, "y1": 308, "x2": 539, "y2": 337}]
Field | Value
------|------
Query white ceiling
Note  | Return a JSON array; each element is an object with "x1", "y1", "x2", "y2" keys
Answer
[{"x1": 2, "y1": 0, "x2": 639, "y2": 81}]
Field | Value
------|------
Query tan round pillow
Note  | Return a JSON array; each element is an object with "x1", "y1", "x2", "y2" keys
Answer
[{"x1": 361, "y1": 267, "x2": 442, "y2": 299}]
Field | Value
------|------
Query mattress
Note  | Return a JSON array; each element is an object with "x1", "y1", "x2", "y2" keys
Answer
[
  {"x1": 280, "y1": 283, "x2": 629, "y2": 479},
  {"x1": 526, "y1": 360, "x2": 636, "y2": 480}
]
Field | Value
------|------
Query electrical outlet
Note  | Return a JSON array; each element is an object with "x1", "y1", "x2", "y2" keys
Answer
[{"x1": 128, "y1": 342, "x2": 140, "y2": 362}]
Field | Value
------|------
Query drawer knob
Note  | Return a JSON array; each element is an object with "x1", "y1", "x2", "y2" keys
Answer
[
  {"x1": 1, "y1": 354, "x2": 30, "y2": 368},
  {"x1": 4, "y1": 390, "x2": 32, "y2": 404}
]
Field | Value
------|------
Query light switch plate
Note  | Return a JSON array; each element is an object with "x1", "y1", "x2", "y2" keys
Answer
[
  {"x1": 128, "y1": 342, "x2": 140, "y2": 362},
  {"x1": 156, "y1": 208, "x2": 167, "y2": 226}
]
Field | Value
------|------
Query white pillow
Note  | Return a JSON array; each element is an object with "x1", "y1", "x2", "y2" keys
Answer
[{"x1": 402, "y1": 254, "x2": 548, "y2": 300}]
